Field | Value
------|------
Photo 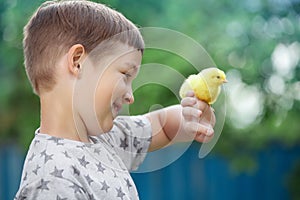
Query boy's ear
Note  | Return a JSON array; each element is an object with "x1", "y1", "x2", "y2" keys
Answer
[{"x1": 67, "y1": 44, "x2": 86, "y2": 76}]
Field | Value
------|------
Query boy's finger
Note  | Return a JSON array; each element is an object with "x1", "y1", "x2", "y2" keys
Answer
[
  {"x1": 184, "y1": 122, "x2": 214, "y2": 136},
  {"x1": 194, "y1": 133, "x2": 214, "y2": 143},
  {"x1": 182, "y1": 107, "x2": 202, "y2": 118},
  {"x1": 194, "y1": 99, "x2": 209, "y2": 111},
  {"x1": 181, "y1": 97, "x2": 197, "y2": 107},
  {"x1": 185, "y1": 91, "x2": 195, "y2": 97}
]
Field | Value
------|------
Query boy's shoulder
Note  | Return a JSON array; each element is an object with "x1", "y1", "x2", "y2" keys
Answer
[{"x1": 21, "y1": 132, "x2": 90, "y2": 181}]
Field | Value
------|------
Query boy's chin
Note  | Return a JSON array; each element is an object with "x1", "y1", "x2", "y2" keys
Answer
[
  {"x1": 98, "y1": 119, "x2": 114, "y2": 133},
  {"x1": 112, "y1": 107, "x2": 120, "y2": 119}
]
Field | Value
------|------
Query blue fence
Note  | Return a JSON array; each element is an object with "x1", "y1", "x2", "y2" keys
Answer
[
  {"x1": 1, "y1": 143, "x2": 300, "y2": 200},
  {"x1": 132, "y1": 144, "x2": 300, "y2": 200},
  {"x1": 0, "y1": 144, "x2": 24, "y2": 200}
]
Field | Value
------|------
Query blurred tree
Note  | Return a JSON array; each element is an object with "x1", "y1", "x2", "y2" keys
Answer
[{"x1": 0, "y1": 0, "x2": 43, "y2": 148}]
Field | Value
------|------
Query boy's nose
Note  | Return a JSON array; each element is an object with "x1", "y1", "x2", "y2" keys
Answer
[{"x1": 124, "y1": 92, "x2": 134, "y2": 104}]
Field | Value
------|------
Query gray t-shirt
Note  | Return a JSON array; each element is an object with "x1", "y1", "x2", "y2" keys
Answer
[{"x1": 15, "y1": 115, "x2": 152, "y2": 200}]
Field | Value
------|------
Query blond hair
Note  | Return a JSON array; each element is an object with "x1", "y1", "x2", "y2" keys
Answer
[{"x1": 23, "y1": 0, "x2": 144, "y2": 94}]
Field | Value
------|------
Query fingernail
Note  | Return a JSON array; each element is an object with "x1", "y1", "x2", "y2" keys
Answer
[
  {"x1": 207, "y1": 128, "x2": 214, "y2": 136},
  {"x1": 197, "y1": 110, "x2": 202, "y2": 116}
]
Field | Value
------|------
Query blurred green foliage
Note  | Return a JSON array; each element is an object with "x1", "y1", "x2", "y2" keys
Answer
[{"x1": 0, "y1": 0, "x2": 300, "y2": 175}]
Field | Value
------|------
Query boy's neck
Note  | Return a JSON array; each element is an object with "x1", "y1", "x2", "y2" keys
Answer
[{"x1": 39, "y1": 93, "x2": 91, "y2": 143}]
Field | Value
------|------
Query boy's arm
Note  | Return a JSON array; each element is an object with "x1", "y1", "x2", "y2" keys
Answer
[{"x1": 144, "y1": 91, "x2": 216, "y2": 152}]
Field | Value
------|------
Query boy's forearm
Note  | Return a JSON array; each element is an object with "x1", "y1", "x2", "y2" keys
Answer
[{"x1": 145, "y1": 105, "x2": 184, "y2": 152}]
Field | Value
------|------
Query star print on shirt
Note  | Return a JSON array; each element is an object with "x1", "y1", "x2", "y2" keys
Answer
[
  {"x1": 48, "y1": 137, "x2": 64, "y2": 146},
  {"x1": 76, "y1": 145, "x2": 85, "y2": 150},
  {"x1": 116, "y1": 187, "x2": 125, "y2": 200},
  {"x1": 137, "y1": 147, "x2": 143, "y2": 156},
  {"x1": 32, "y1": 165, "x2": 41, "y2": 175},
  {"x1": 134, "y1": 119, "x2": 145, "y2": 127},
  {"x1": 44, "y1": 154, "x2": 53, "y2": 164},
  {"x1": 40, "y1": 150, "x2": 46, "y2": 157},
  {"x1": 96, "y1": 162, "x2": 106, "y2": 174},
  {"x1": 17, "y1": 187, "x2": 29, "y2": 200},
  {"x1": 56, "y1": 195, "x2": 67, "y2": 200},
  {"x1": 78, "y1": 156, "x2": 90, "y2": 168},
  {"x1": 94, "y1": 148, "x2": 101, "y2": 155},
  {"x1": 22, "y1": 172, "x2": 28, "y2": 181},
  {"x1": 33, "y1": 140, "x2": 40, "y2": 146},
  {"x1": 40, "y1": 150, "x2": 53, "y2": 164},
  {"x1": 28, "y1": 153, "x2": 35, "y2": 162},
  {"x1": 50, "y1": 166, "x2": 64, "y2": 178},
  {"x1": 84, "y1": 174, "x2": 94, "y2": 186},
  {"x1": 71, "y1": 165, "x2": 80, "y2": 176},
  {"x1": 133, "y1": 137, "x2": 140, "y2": 148},
  {"x1": 84, "y1": 143, "x2": 93, "y2": 148},
  {"x1": 69, "y1": 182, "x2": 84, "y2": 194},
  {"x1": 100, "y1": 180, "x2": 110, "y2": 192},
  {"x1": 118, "y1": 118, "x2": 131, "y2": 130},
  {"x1": 37, "y1": 179, "x2": 50, "y2": 191},
  {"x1": 124, "y1": 178, "x2": 132, "y2": 189},
  {"x1": 62, "y1": 151, "x2": 71, "y2": 159},
  {"x1": 120, "y1": 137, "x2": 129, "y2": 150}
]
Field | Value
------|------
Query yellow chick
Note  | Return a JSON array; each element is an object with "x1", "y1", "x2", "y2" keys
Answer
[{"x1": 179, "y1": 67, "x2": 227, "y2": 105}]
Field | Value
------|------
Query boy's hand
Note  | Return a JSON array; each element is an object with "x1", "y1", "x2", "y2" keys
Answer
[
  {"x1": 146, "y1": 91, "x2": 216, "y2": 152},
  {"x1": 180, "y1": 91, "x2": 216, "y2": 143}
]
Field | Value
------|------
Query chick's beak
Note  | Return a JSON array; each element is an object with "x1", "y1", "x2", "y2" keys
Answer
[{"x1": 223, "y1": 79, "x2": 228, "y2": 83}]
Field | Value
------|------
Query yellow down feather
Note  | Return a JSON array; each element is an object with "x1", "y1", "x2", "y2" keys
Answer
[{"x1": 179, "y1": 67, "x2": 227, "y2": 105}]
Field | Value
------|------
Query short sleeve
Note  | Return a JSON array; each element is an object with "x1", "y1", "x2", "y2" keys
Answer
[{"x1": 100, "y1": 115, "x2": 152, "y2": 171}]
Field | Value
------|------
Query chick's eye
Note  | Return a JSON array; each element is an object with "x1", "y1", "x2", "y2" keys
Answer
[{"x1": 216, "y1": 76, "x2": 220, "y2": 79}]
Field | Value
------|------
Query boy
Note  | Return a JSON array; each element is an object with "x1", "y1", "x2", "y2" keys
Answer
[{"x1": 15, "y1": 0, "x2": 215, "y2": 199}]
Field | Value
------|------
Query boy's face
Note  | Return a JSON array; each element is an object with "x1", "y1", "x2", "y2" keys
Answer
[{"x1": 92, "y1": 45, "x2": 142, "y2": 133}]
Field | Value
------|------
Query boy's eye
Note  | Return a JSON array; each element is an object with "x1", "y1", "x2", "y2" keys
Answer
[
  {"x1": 122, "y1": 72, "x2": 132, "y2": 78},
  {"x1": 125, "y1": 73, "x2": 132, "y2": 78}
]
